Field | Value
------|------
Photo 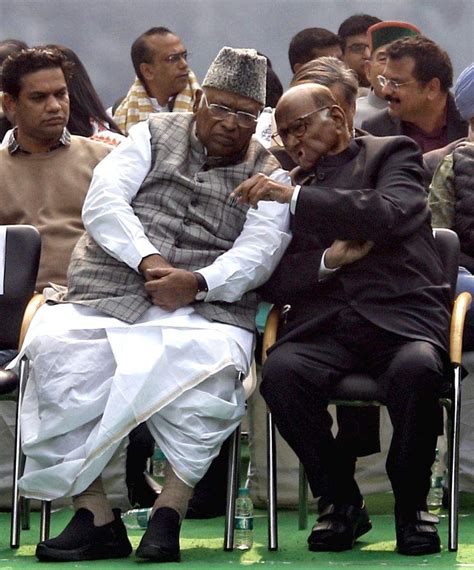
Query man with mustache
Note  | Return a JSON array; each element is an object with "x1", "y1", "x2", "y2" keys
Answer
[
  {"x1": 234, "y1": 83, "x2": 450, "y2": 556},
  {"x1": 362, "y1": 36, "x2": 467, "y2": 154}
]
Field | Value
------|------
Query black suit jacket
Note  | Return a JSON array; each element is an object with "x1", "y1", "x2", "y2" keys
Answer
[
  {"x1": 262, "y1": 135, "x2": 451, "y2": 456},
  {"x1": 263, "y1": 135, "x2": 451, "y2": 354},
  {"x1": 361, "y1": 93, "x2": 468, "y2": 150}
]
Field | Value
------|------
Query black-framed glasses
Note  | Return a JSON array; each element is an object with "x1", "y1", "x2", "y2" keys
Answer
[
  {"x1": 271, "y1": 106, "x2": 330, "y2": 147},
  {"x1": 164, "y1": 51, "x2": 189, "y2": 64},
  {"x1": 201, "y1": 93, "x2": 260, "y2": 128},
  {"x1": 347, "y1": 43, "x2": 370, "y2": 55},
  {"x1": 377, "y1": 74, "x2": 415, "y2": 91}
]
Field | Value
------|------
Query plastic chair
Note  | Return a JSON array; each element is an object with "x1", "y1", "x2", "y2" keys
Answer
[
  {"x1": 0, "y1": 225, "x2": 41, "y2": 548},
  {"x1": 262, "y1": 228, "x2": 471, "y2": 552}
]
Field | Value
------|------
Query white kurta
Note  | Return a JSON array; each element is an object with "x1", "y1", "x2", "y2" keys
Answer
[{"x1": 17, "y1": 119, "x2": 292, "y2": 500}]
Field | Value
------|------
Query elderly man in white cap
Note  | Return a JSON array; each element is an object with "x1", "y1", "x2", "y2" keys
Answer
[{"x1": 15, "y1": 46, "x2": 291, "y2": 563}]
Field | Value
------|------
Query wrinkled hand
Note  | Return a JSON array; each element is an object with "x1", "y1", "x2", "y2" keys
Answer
[
  {"x1": 144, "y1": 267, "x2": 198, "y2": 311},
  {"x1": 325, "y1": 239, "x2": 374, "y2": 269},
  {"x1": 231, "y1": 173, "x2": 295, "y2": 208},
  {"x1": 139, "y1": 254, "x2": 173, "y2": 279}
]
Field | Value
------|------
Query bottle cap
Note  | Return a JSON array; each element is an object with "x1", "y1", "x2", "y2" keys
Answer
[{"x1": 238, "y1": 487, "x2": 250, "y2": 496}]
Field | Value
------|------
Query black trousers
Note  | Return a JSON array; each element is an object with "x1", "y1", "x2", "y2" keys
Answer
[{"x1": 261, "y1": 307, "x2": 444, "y2": 514}]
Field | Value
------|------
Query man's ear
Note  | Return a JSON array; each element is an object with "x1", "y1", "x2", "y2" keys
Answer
[
  {"x1": 2, "y1": 92, "x2": 17, "y2": 122},
  {"x1": 193, "y1": 89, "x2": 203, "y2": 114},
  {"x1": 328, "y1": 104, "x2": 346, "y2": 129},
  {"x1": 425, "y1": 77, "x2": 442, "y2": 101},
  {"x1": 139, "y1": 62, "x2": 153, "y2": 82}
]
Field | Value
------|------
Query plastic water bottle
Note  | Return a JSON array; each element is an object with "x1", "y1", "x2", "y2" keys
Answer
[
  {"x1": 234, "y1": 487, "x2": 254, "y2": 550},
  {"x1": 151, "y1": 448, "x2": 167, "y2": 486},
  {"x1": 428, "y1": 448, "x2": 444, "y2": 508},
  {"x1": 121, "y1": 507, "x2": 152, "y2": 530}
]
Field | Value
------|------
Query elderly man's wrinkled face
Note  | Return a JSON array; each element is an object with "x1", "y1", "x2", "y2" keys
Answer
[
  {"x1": 275, "y1": 88, "x2": 345, "y2": 170},
  {"x1": 194, "y1": 87, "x2": 261, "y2": 158}
]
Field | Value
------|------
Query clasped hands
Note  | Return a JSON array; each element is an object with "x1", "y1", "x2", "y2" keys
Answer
[{"x1": 139, "y1": 254, "x2": 198, "y2": 311}]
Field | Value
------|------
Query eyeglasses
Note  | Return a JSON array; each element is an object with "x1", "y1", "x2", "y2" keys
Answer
[
  {"x1": 271, "y1": 106, "x2": 330, "y2": 146},
  {"x1": 377, "y1": 75, "x2": 415, "y2": 91},
  {"x1": 164, "y1": 51, "x2": 189, "y2": 64},
  {"x1": 347, "y1": 43, "x2": 370, "y2": 55},
  {"x1": 201, "y1": 94, "x2": 260, "y2": 128}
]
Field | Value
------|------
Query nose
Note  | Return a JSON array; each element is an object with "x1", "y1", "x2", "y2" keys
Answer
[
  {"x1": 178, "y1": 55, "x2": 188, "y2": 69},
  {"x1": 45, "y1": 95, "x2": 61, "y2": 112},
  {"x1": 220, "y1": 112, "x2": 238, "y2": 130},
  {"x1": 381, "y1": 81, "x2": 393, "y2": 98}
]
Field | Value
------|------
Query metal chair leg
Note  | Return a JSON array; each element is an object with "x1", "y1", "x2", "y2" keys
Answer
[
  {"x1": 447, "y1": 366, "x2": 461, "y2": 552},
  {"x1": 224, "y1": 425, "x2": 241, "y2": 551},
  {"x1": 10, "y1": 357, "x2": 28, "y2": 549},
  {"x1": 267, "y1": 410, "x2": 278, "y2": 550},
  {"x1": 40, "y1": 501, "x2": 51, "y2": 542},
  {"x1": 298, "y1": 462, "x2": 308, "y2": 530}
]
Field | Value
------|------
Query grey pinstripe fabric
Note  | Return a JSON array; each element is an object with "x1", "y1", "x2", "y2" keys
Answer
[{"x1": 62, "y1": 113, "x2": 280, "y2": 331}]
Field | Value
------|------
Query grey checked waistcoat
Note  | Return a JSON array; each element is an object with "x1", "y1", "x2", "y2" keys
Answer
[{"x1": 63, "y1": 112, "x2": 280, "y2": 331}]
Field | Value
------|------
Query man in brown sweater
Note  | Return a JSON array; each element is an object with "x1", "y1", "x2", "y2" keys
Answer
[{"x1": 0, "y1": 46, "x2": 111, "y2": 292}]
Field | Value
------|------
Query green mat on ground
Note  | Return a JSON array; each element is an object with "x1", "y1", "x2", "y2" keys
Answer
[{"x1": 1, "y1": 493, "x2": 474, "y2": 568}]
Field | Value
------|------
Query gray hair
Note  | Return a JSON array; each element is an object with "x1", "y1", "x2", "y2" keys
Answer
[{"x1": 290, "y1": 56, "x2": 359, "y2": 107}]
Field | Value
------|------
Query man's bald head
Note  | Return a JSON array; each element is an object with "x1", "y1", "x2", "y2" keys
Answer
[{"x1": 275, "y1": 83, "x2": 337, "y2": 123}]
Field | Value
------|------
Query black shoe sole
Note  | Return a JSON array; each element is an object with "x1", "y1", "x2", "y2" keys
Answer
[
  {"x1": 308, "y1": 520, "x2": 373, "y2": 552},
  {"x1": 136, "y1": 544, "x2": 181, "y2": 562},
  {"x1": 36, "y1": 541, "x2": 132, "y2": 562},
  {"x1": 397, "y1": 541, "x2": 441, "y2": 556}
]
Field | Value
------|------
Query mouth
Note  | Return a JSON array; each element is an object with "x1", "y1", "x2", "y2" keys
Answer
[
  {"x1": 43, "y1": 117, "x2": 65, "y2": 126},
  {"x1": 213, "y1": 133, "x2": 236, "y2": 146}
]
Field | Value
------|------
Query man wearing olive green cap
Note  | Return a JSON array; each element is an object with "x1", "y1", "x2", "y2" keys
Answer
[{"x1": 355, "y1": 21, "x2": 420, "y2": 127}]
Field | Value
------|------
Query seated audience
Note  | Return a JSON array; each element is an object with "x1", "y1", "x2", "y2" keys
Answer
[
  {"x1": 46, "y1": 44, "x2": 124, "y2": 145},
  {"x1": 233, "y1": 83, "x2": 450, "y2": 556},
  {"x1": 429, "y1": 63, "x2": 474, "y2": 349},
  {"x1": 337, "y1": 13, "x2": 381, "y2": 95},
  {"x1": 0, "y1": 47, "x2": 111, "y2": 292},
  {"x1": 355, "y1": 20, "x2": 421, "y2": 127},
  {"x1": 362, "y1": 36, "x2": 468, "y2": 153},
  {"x1": 288, "y1": 28, "x2": 343, "y2": 73},
  {"x1": 113, "y1": 26, "x2": 200, "y2": 134},
  {"x1": 16, "y1": 47, "x2": 290, "y2": 563}
]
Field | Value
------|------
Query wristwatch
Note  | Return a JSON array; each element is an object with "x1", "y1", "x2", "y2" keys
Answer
[{"x1": 193, "y1": 272, "x2": 208, "y2": 301}]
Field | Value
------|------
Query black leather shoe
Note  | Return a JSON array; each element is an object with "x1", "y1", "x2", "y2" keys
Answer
[
  {"x1": 35, "y1": 508, "x2": 132, "y2": 562},
  {"x1": 396, "y1": 510, "x2": 441, "y2": 555},
  {"x1": 307, "y1": 502, "x2": 372, "y2": 552},
  {"x1": 136, "y1": 507, "x2": 181, "y2": 562}
]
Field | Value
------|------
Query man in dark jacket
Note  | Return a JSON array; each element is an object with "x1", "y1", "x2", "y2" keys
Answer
[
  {"x1": 362, "y1": 36, "x2": 467, "y2": 153},
  {"x1": 234, "y1": 83, "x2": 451, "y2": 557}
]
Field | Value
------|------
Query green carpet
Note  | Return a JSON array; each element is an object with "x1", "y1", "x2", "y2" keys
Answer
[{"x1": 1, "y1": 493, "x2": 474, "y2": 568}]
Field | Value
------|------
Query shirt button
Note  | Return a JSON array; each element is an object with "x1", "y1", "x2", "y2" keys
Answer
[
  {"x1": 183, "y1": 218, "x2": 190, "y2": 226},
  {"x1": 317, "y1": 172, "x2": 326, "y2": 181},
  {"x1": 174, "y1": 239, "x2": 181, "y2": 248},
  {"x1": 190, "y1": 198, "x2": 199, "y2": 207},
  {"x1": 350, "y1": 300, "x2": 358, "y2": 307}
]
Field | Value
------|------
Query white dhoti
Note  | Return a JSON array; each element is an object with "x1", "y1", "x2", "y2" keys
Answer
[{"x1": 17, "y1": 302, "x2": 251, "y2": 500}]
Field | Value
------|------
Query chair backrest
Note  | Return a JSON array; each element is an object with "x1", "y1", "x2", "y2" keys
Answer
[
  {"x1": 432, "y1": 228, "x2": 460, "y2": 304},
  {"x1": 0, "y1": 225, "x2": 41, "y2": 349}
]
